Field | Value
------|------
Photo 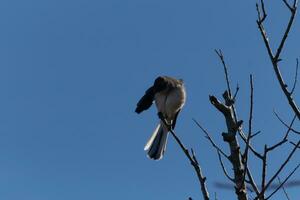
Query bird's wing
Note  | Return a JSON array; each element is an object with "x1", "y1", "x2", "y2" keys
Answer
[
  {"x1": 135, "y1": 76, "x2": 179, "y2": 114},
  {"x1": 135, "y1": 86, "x2": 155, "y2": 114}
]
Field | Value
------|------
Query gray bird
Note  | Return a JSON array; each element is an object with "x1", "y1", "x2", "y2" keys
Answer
[{"x1": 135, "y1": 76, "x2": 186, "y2": 160}]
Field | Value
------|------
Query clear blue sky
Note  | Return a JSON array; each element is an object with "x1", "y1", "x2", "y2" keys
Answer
[{"x1": 0, "y1": 0, "x2": 299, "y2": 199}]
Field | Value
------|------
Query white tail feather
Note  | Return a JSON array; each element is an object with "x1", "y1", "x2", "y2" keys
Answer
[
  {"x1": 144, "y1": 122, "x2": 168, "y2": 160},
  {"x1": 144, "y1": 124, "x2": 161, "y2": 151}
]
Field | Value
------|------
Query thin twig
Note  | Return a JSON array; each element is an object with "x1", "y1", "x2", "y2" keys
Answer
[
  {"x1": 246, "y1": 166, "x2": 260, "y2": 196},
  {"x1": 260, "y1": 0, "x2": 267, "y2": 21},
  {"x1": 191, "y1": 148, "x2": 210, "y2": 200},
  {"x1": 265, "y1": 164, "x2": 300, "y2": 200},
  {"x1": 193, "y1": 119, "x2": 229, "y2": 159},
  {"x1": 260, "y1": 145, "x2": 267, "y2": 199},
  {"x1": 242, "y1": 75, "x2": 254, "y2": 185},
  {"x1": 266, "y1": 139, "x2": 288, "y2": 152},
  {"x1": 171, "y1": 129, "x2": 210, "y2": 200},
  {"x1": 277, "y1": 177, "x2": 291, "y2": 200},
  {"x1": 283, "y1": 0, "x2": 293, "y2": 12},
  {"x1": 256, "y1": 0, "x2": 267, "y2": 23},
  {"x1": 215, "y1": 49, "x2": 232, "y2": 98},
  {"x1": 290, "y1": 58, "x2": 299, "y2": 95},
  {"x1": 250, "y1": 131, "x2": 261, "y2": 139},
  {"x1": 256, "y1": 0, "x2": 300, "y2": 120},
  {"x1": 262, "y1": 140, "x2": 300, "y2": 195},
  {"x1": 214, "y1": 49, "x2": 263, "y2": 160},
  {"x1": 233, "y1": 84, "x2": 240, "y2": 101},
  {"x1": 274, "y1": 0, "x2": 297, "y2": 61},
  {"x1": 290, "y1": 141, "x2": 300, "y2": 148},
  {"x1": 239, "y1": 129, "x2": 264, "y2": 159},
  {"x1": 217, "y1": 150, "x2": 235, "y2": 182},
  {"x1": 273, "y1": 112, "x2": 300, "y2": 134},
  {"x1": 159, "y1": 116, "x2": 210, "y2": 200},
  {"x1": 265, "y1": 114, "x2": 296, "y2": 152}
]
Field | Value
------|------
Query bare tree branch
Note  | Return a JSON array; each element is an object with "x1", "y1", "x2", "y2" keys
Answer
[
  {"x1": 256, "y1": 0, "x2": 300, "y2": 120},
  {"x1": 266, "y1": 164, "x2": 300, "y2": 200},
  {"x1": 250, "y1": 131, "x2": 261, "y2": 139},
  {"x1": 283, "y1": 0, "x2": 293, "y2": 11},
  {"x1": 159, "y1": 116, "x2": 210, "y2": 200},
  {"x1": 193, "y1": 119, "x2": 229, "y2": 159},
  {"x1": 191, "y1": 149, "x2": 211, "y2": 200},
  {"x1": 290, "y1": 141, "x2": 300, "y2": 148},
  {"x1": 273, "y1": 112, "x2": 300, "y2": 134},
  {"x1": 258, "y1": 140, "x2": 300, "y2": 198},
  {"x1": 265, "y1": 114, "x2": 296, "y2": 152},
  {"x1": 242, "y1": 75, "x2": 254, "y2": 187},
  {"x1": 238, "y1": 129, "x2": 264, "y2": 160},
  {"x1": 257, "y1": 0, "x2": 267, "y2": 22},
  {"x1": 209, "y1": 94, "x2": 247, "y2": 200},
  {"x1": 215, "y1": 50, "x2": 264, "y2": 160},
  {"x1": 274, "y1": 0, "x2": 297, "y2": 61},
  {"x1": 255, "y1": 114, "x2": 298, "y2": 200},
  {"x1": 277, "y1": 177, "x2": 291, "y2": 200},
  {"x1": 246, "y1": 166, "x2": 260, "y2": 196},
  {"x1": 233, "y1": 84, "x2": 240, "y2": 101},
  {"x1": 290, "y1": 58, "x2": 299, "y2": 95},
  {"x1": 215, "y1": 49, "x2": 233, "y2": 99},
  {"x1": 217, "y1": 150, "x2": 235, "y2": 182},
  {"x1": 260, "y1": 145, "x2": 268, "y2": 199}
]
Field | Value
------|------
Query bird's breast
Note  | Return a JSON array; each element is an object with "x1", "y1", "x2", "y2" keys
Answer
[
  {"x1": 154, "y1": 92, "x2": 167, "y2": 114},
  {"x1": 155, "y1": 85, "x2": 186, "y2": 120}
]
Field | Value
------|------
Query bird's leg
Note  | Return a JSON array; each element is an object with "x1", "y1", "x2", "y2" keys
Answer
[{"x1": 157, "y1": 112, "x2": 172, "y2": 131}]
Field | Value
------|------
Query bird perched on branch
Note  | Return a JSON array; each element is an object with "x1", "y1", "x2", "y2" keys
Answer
[{"x1": 135, "y1": 76, "x2": 186, "y2": 160}]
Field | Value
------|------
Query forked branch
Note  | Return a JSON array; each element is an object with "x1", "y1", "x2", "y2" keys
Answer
[{"x1": 256, "y1": 0, "x2": 300, "y2": 120}]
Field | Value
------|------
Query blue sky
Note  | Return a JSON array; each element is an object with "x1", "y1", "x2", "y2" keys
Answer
[{"x1": 0, "y1": 0, "x2": 299, "y2": 199}]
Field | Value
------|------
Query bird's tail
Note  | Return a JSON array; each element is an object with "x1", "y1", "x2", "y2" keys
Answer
[{"x1": 144, "y1": 122, "x2": 169, "y2": 160}]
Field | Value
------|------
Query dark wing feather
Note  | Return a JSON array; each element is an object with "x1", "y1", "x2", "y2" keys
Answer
[
  {"x1": 135, "y1": 76, "x2": 178, "y2": 114},
  {"x1": 135, "y1": 86, "x2": 155, "y2": 114}
]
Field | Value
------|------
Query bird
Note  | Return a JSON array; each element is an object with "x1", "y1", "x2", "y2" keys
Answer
[{"x1": 135, "y1": 76, "x2": 186, "y2": 160}]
